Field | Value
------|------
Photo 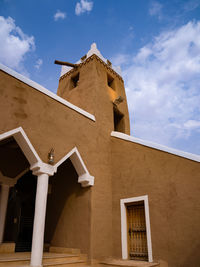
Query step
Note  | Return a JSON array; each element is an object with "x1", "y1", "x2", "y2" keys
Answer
[
  {"x1": 50, "y1": 247, "x2": 81, "y2": 255},
  {"x1": 43, "y1": 259, "x2": 88, "y2": 267},
  {"x1": 0, "y1": 243, "x2": 15, "y2": 253},
  {"x1": 0, "y1": 252, "x2": 87, "y2": 267},
  {"x1": 100, "y1": 259, "x2": 160, "y2": 267}
]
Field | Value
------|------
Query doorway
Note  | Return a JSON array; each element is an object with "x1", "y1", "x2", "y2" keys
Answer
[
  {"x1": 4, "y1": 171, "x2": 37, "y2": 252},
  {"x1": 127, "y1": 202, "x2": 148, "y2": 261},
  {"x1": 120, "y1": 195, "x2": 153, "y2": 262}
]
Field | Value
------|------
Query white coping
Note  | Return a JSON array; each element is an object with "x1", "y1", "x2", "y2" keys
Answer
[
  {"x1": 60, "y1": 43, "x2": 122, "y2": 77},
  {"x1": 0, "y1": 127, "x2": 42, "y2": 165},
  {"x1": 0, "y1": 127, "x2": 94, "y2": 187},
  {"x1": 0, "y1": 63, "x2": 95, "y2": 122},
  {"x1": 55, "y1": 147, "x2": 94, "y2": 187},
  {"x1": 120, "y1": 195, "x2": 153, "y2": 262},
  {"x1": 111, "y1": 131, "x2": 200, "y2": 163}
]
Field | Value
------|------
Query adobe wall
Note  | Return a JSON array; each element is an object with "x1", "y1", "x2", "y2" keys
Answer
[
  {"x1": 0, "y1": 69, "x2": 114, "y2": 260},
  {"x1": 57, "y1": 57, "x2": 131, "y2": 259},
  {"x1": 57, "y1": 56, "x2": 130, "y2": 135},
  {"x1": 45, "y1": 159, "x2": 91, "y2": 254},
  {"x1": 111, "y1": 136, "x2": 200, "y2": 267},
  {"x1": 0, "y1": 70, "x2": 94, "y2": 255}
]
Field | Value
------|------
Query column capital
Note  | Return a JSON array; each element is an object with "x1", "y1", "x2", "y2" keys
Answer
[
  {"x1": 0, "y1": 172, "x2": 16, "y2": 187},
  {"x1": 30, "y1": 162, "x2": 57, "y2": 176}
]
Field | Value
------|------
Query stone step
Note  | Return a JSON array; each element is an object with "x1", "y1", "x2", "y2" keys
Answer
[
  {"x1": 0, "y1": 243, "x2": 15, "y2": 253},
  {"x1": 100, "y1": 259, "x2": 160, "y2": 267},
  {"x1": 50, "y1": 246, "x2": 81, "y2": 255},
  {"x1": 0, "y1": 252, "x2": 87, "y2": 267},
  {"x1": 43, "y1": 260, "x2": 88, "y2": 267}
]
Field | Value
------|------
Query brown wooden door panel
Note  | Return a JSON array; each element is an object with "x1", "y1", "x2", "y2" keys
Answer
[{"x1": 127, "y1": 202, "x2": 148, "y2": 261}]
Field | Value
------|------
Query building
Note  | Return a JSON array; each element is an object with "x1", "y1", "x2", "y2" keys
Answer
[{"x1": 0, "y1": 43, "x2": 200, "y2": 267}]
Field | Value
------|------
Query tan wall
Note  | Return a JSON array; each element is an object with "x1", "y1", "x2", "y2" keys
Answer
[
  {"x1": 57, "y1": 57, "x2": 131, "y2": 259},
  {"x1": 57, "y1": 56, "x2": 130, "y2": 135},
  {"x1": 111, "y1": 137, "x2": 200, "y2": 267},
  {"x1": 45, "y1": 159, "x2": 91, "y2": 254},
  {"x1": 0, "y1": 68, "x2": 115, "y2": 260},
  {"x1": 0, "y1": 70, "x2": 95, "y2": 255}
]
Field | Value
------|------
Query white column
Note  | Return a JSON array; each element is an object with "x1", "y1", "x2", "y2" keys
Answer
[
  {"x1": 30, "y1": 162, "x2": 56, "y2": 267},
  {"x1": 0, "y1": 184, "x2": 10, "y2": 243}
]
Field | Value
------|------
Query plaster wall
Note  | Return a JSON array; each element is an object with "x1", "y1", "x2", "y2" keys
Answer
[
  {"x1": 45, "y1": 159, "x2": 91, "y2": 254},
  {"x1": 0, "y1": 68, "x2": 116, "y2": 260},
  {"x1": 57, "y1": 57, "x2": 131, "y2": 259},
  {"x1": 57, "y1": 56, "x2": 130, "y2": 135},
  {"x1": 111, "y1": 137, "x2": 200, "y2": 267},
  {"x1": 0, "y1": 70, "x2": 95, "y2": 255}
]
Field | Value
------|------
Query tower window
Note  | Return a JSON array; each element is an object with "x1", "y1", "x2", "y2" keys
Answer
[
  {"x1": 71, "y1": 73, "x2": 79, "y2": 89},
  {"x1": 107, "y1": 74, "x2": 115, "y2": 90},
  {"x1": 113, "y1": 107, "x2": 125, "y2": 133}
]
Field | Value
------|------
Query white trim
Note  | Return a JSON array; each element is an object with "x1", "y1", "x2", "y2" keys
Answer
[
  {"x1": 111, "y1": 131, "x2": 200, "y2": 163},
  {"x1": 55, "y1": 147, "x2": 94, "y2": 187},
  {"x1": 60, "y1": 43, "x2": 122, "y2": 77},
  {"x1": 0, "y1": 63, "x2": 95, "y2": 122},
  {"x1": 0, "y1": 127, "x2": 42, "y2": 165},
  {"x1": 120, "y1": 195, "x2": 153, "y2": 262}
]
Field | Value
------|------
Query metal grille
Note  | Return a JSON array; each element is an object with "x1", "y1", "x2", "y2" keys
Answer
[{"x1": 127, "y1": 202, "x2": 148, "y2": 261}]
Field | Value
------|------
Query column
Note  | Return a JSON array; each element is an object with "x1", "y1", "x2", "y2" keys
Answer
[
  {"x1": 0, "y1": 184, "x2": 10, "y2": 243},
  {"x1": 30, "y1": 162, "x2": 56, "y2": 267}
]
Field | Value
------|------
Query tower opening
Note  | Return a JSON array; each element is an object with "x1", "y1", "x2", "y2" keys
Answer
[
  {"x1": 113, "y1": 107, "x2": 125, "y2": 133},
  {"x1": 71, "y1": 73, "x2": 79, "y2": 89},
  {"x1": 107, "y1": 74, "x2": 115, "y2": 90}
]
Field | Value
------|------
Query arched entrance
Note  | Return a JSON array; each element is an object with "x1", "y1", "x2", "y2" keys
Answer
[
  {"x1": 0, "y1": 127, "x2": 94, "y2": 267},
  {"x1": 4, "y1": 171, "x2": 37, "y2": 252}
]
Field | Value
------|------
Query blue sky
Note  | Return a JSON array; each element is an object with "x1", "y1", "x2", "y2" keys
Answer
[{"x1": 0, "y1": 0, "x2": 200, "y2": 155}]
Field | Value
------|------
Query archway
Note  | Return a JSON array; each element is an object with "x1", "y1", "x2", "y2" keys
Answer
[{"x1": 0, "y1": 127, "x2": 94, "y2": 266}]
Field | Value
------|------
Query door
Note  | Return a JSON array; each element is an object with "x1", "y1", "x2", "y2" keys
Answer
[{"x1": 127, "y1": 201, "x2": 148, "y2": 261}]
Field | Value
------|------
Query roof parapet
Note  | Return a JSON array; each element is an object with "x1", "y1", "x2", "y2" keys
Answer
[{"x1": 60, "y1": 43, "x2": 122, "y2": 78}]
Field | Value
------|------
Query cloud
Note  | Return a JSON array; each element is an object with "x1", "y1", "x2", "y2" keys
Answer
[
  {"x1": 54, "y1": 10, "x2": 66, "y2": 21},
  {"x1": 75, "y1": 0, "x2": 93, "y2": 16},
  {"x1": 113, "y1": 21, "x2": 200, "y2": 154},
  {"x1": 0, "y1": 16, "x2": 35, "y2": 71},
  {"x1": 183, "y1": 0, "x2": 200, "y2": 12},
  {"x1": 35, "y1": 58, "x2": 43, "y2": 69},
  {"x1": 149, "y1": 1, "x2": 163, "y2": 19}
]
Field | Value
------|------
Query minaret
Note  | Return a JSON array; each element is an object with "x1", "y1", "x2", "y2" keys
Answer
[{"x1": 57, "y1": 43, "x2": 130, "y2": 135}]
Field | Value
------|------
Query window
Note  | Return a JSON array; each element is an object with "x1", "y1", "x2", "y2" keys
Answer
[
  {"x1": 107, "y1": 74, "x2": 115, "y2": 90},
  {"x1": 71, "y1": 73, "x2": 79, "y2": 89},
  {"x1": 113, "y1": 107, "x2": 125, "y2": 132}
]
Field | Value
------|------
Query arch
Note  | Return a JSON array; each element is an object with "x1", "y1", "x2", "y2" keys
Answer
[
  {"x1": 0, "y1": 127, "x2": 94, "y2": 187},
  {"x1": 54, "y1": 147, "x2": 94, "y2": 187},
  {"x1": 0, "y1": 127, "x2": 42, "y2": 166}
]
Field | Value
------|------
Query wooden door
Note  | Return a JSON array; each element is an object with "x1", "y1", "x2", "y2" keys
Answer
[{"x1": 127, "y1": 202, "x2": 148, "y2": 261}]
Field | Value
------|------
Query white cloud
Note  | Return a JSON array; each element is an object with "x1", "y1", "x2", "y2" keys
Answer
[
  {"x1": 114, "y1": 21, "x2": 200, "y2": 154},
  {"x1": 111, "y1": 54, "x2": 129, "y2": 66},
  {"x1": 75, "y1": 0, "x2": 93, "y2": 16},
  {"x1": 35, "y1": 58, "x2": 43, "y2": 69},
  {"x1": 184, "y1": 120, "x2": 200, "y2": 129},
  {"x1": 183, "y1": 0, "x2": 200, "y2": 12},
  {"x1": 0, "y1": 16, "x2": 35, "y2": 71},
  {"x1": 54, "y1": 10, "x2": 66, "y2": 21},
  {"x1": 149, "y1": 1, "x2": 163, "y2": 19}
]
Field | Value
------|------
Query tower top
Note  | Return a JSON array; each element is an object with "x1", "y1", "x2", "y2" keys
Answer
[{"x1": 60, "y1": 43, "x2": 122, "y2": 78}]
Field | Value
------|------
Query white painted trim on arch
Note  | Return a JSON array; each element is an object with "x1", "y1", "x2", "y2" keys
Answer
[
  {"x1": 0, "y1": 127, "x2": 42, "y2": 165},
  {"x1": 55, "y1": 147, "x2": 94, "y2": 187},
  {"x1": 120, "y1": 195, "x2": 153, "y2": 262},
  {"x1": 111, "y1": 131, "x2": 200, "y2": 163},
  {"x1": 0, "y1": 63, "x2": 95, "y2": 122}
]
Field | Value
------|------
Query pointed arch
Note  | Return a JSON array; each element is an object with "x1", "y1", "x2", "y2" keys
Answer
[
  {"x1": 0, "y1": 127, "x2": 42, "y2": 166},
  {"x1": 54, "y1": 147, "x2": 94, "y2": 187}
]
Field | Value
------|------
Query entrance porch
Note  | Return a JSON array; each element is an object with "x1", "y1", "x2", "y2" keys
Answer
[{"x1": 0, "y1": 127, "x2": 94, "y2": 267}]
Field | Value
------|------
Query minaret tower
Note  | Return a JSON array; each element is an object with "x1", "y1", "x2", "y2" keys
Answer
[{"x1": 57, "y1": 43, "x2": 130, "y2": 135}]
